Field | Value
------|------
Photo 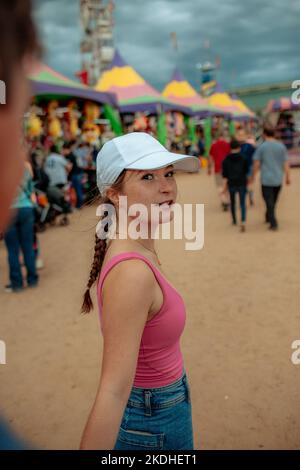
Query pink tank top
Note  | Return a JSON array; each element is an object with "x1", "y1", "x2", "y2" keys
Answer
[{"x1": 97, "y1": 251, "x2": 186, "y2": 387}]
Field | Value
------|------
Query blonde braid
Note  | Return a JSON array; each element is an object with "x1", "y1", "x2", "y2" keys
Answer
[{"x1": 81, "y1": 169, "x2": 127, "y2": 314}]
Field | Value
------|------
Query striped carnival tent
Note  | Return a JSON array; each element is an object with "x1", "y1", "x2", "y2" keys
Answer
[
  {"x1": 162, "y1": 68, "x2": 221, "y2": 117},
  {"x1": 29, "y1": 63, "x2": 117, "y2": 106},
  {"x1": 94, "y1": 50, "x2": 189, "y2": 114},
  {"x1": 208, "y1": 85, "x2": 254, "y2": 119}
]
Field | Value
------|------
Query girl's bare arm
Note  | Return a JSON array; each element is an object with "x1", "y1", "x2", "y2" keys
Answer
[{"x1": 80, "y1": 259, "x2": 156, "y2": 450}]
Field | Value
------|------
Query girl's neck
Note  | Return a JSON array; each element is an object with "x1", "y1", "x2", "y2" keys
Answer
[
  {"x1": 112, "y1": 231, "x2": 156, "y2": 252},
  {"x1": 112, "y1": 221, "x2": 158, "y2": 252},
  {"x1": 106, "y1": 229, "x2": 161, "y2": 265}
]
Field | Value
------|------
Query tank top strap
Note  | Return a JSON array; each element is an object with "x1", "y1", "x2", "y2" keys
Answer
[{"x1": 97, "y1": 251, "x2": 167, "y2": 306}]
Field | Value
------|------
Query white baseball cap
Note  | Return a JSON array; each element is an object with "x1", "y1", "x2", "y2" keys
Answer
[{"x1": 96, "y1": 132, "x2": 199, "y2": 194}]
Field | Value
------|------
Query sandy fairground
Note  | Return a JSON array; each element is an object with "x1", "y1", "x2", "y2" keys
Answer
[{"x1": 0, "y1": 168, "x2": 300, "y2": 450}]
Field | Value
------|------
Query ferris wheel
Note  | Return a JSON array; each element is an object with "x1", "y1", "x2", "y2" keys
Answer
[{"x1": 79, "y1": 0, "x2": 115, "y2": 85}]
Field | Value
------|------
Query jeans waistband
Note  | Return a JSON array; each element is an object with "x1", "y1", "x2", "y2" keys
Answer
[{"x1": 128, "y1": 369, "x2": 190, "y2": 415}]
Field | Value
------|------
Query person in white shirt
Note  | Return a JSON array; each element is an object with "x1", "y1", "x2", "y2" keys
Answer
[{"x1": 44, "y1": 145, "x2": 71, "y2": 187}]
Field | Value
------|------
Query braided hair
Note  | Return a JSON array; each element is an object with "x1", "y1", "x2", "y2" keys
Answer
[
  {"x1": 81, "y1": 170, "x2": 126, "y2": 313},
  {"x1": 81, "y1": 208, "x2": 109, "y2": 314}
]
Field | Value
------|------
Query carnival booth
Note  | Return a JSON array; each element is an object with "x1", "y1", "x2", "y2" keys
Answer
[
  {"x1": 25, "y1": 63, "x2": 121, "y2": 211},
  {"x1": 27, "y1": 63, "x2": 119, "y2": 147},
  {"x1": 265, "y1": 97, "x2": 300, "y2": 166}
]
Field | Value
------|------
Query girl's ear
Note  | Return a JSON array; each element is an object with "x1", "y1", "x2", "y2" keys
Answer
[{"x1": 106, "y1": 188, "x2": 118, "y2": 206}]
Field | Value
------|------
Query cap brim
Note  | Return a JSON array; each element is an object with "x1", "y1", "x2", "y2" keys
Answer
[{"x1": 124, "y1": 151, "x2": 199, "y2": 173}]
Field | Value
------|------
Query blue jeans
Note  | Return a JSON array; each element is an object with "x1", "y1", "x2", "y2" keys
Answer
[
  {"x1": 4, "y1": 207, "x2": 38, "y2": 289},
  {"x1": 71, "y1": 173, "x2": 83, "y2": 208},
  {"x1": 114, "y1": 370, "x2": 194, "y2": 450},
  {"x1": 229, "y1": 186, "x2": 247, "y2": 223}
]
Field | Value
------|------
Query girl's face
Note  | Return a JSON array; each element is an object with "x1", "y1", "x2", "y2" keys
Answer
[{"x1": 118, "y1": 165, "x2": 178, "y2": 228}]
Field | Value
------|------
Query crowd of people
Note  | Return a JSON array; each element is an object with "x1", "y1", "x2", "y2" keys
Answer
[
  {"x1": 1, "y1": 137, "x2": 101, "y2": 293},
  {"x1": 1, "y1": 121, "x2": 291, "y2": 294},
  {"x1": 208, "y1": 126, "x2": 290, "y2": 233}
]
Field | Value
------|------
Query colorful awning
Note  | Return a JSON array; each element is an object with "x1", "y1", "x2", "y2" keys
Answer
[
  {"x1": 29, "y1": 63, "x2": 117, "y2": 106},
  {"x1": 266, "y1": 97, "x2": 300, "y2": 112}
]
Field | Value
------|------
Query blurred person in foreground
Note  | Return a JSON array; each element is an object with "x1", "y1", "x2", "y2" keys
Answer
[
  {"x1": 0, "y1": 0, "x2": 41, "y2": 231},
  {"x1": 252, "y1": 127, "x2": 291, "y2": 231},
  {"x1": 0, "y1": 0, "x2": 41, "y2": 449}
]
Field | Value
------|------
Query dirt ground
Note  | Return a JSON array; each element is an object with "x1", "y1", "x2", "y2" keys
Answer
[{"x1": 0, "y1": 168, "x2": 300, "y2": 450}]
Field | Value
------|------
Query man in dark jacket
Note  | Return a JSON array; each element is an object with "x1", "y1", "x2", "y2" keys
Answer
[
  {"x1": 222, "y1": 140, "x2": 249, "y2": 232},
  {"x1": 237, "y1": 130, "x2": 256, "y2": 206}
]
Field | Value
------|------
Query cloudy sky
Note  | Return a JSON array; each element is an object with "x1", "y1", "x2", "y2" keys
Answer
[{"x1": 33, "y1": 0, "x2": 300, "y2": 91}]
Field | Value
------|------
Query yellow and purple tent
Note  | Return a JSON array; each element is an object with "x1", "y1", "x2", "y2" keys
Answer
[
  {"x1": 208, "y1": 85, "x2": 254, "y2": 120},
  {"x1": 230, "y1": 93, "x2": 255, "y2": 118},
  {"x1": 94, "y1": 50, "x2": 189, "y2": 114},
  {"x1": 29, "y1": 63, "x2": 117, "y2": 106},
  {"x1": 161, "y1": 68, "x2": 221, "y2": 117}
]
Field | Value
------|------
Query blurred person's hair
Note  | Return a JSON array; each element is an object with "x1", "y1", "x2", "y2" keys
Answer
[
  {"x1": 170, "y1": 142, "x2": 179, "y2": 152},
  {"x1": 263, "y1": 127, "x2": 275, "y2": 138},
  {"x1": 236, "y1": 129, "x2": 247, "y2": 142},
  {"x1": 50, "y1": 144, "x2": 59, "y2": 154},
  {"x1": 230, "y1": 139, "x2": 241, "y2": 150},
  {"x1": 62, "y1": 142, "x2": 72, "y2": 150},
  {"x1": 0, "y1": 0, "x2": 41, "y2": 102}
]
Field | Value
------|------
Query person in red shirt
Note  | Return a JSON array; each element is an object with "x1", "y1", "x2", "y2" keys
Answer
[{"x1": 208, "y1": 132, "x2": 231, "y2": 211}]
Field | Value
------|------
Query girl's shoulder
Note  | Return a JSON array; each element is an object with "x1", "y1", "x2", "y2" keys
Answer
[
  {"x1": 102, "y1": 239, "x2": 157, "y2": 269},
  {"x1": 100, "y1": 239, "x2": 163, "y2": 286},
  {"x1": 98, "y1": 244, "x2": 159, "y2": 306}
]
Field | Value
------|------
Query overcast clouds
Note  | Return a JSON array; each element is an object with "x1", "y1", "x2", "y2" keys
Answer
[{"x1": 33, "y1": 0, "x2": 300, "y2": 91}]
